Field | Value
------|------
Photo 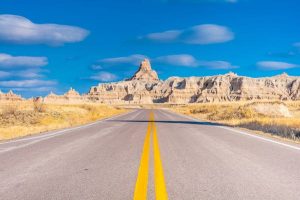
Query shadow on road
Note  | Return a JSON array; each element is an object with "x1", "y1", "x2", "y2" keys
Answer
[{"x1": 107, "y1": 119, "x2": 224, "y2": 126}]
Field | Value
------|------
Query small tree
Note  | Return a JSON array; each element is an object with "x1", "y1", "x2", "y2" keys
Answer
[{"x1": 33, "y1": 97, "x2": 46, "y2": 112}]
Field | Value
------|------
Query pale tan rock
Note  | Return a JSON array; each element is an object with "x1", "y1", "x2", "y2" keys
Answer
[
  {"x1": 44, "y1": 88, "x2": 87, "y2": 103},
  {"x1": 127, "y1": 59, "x2": 159, "y2": 81},
  {"x1": 0, "y1": 90, "x2": 23, "y2": 101},
  {"x1": 252, "y1": 103, "x2": 292, "y2": 118},
  {"x1": 87, "y1": 61, "x2": 300, "y2": 104}
]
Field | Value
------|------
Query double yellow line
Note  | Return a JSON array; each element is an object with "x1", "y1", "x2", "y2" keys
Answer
[{"x1": 133, "y1": 112, "x2": 168, "y2": 200}]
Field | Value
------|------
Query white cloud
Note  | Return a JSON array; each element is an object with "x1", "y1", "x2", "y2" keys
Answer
[
  {"x1": 257, "y1": 61, "x2": 299, "y2": 70},
  {"x1": 98, "y1": 54, "x2": 147, "y2": 66},
  {"x1": 140, "y1": 24, "x2": 234, "y2": 44},
  {"x1": 0, "y1": 69, "x2": 44, "y2": 79},
  {"x1": 181, "y1": 25, "x2": 234, "y2": 44},
  {"x1": 198, "y1": 61, "x2": 239, "y2": 69},
  {"x1": 0, "y1": 71, "x2": 10, "y2": 78},
  {"x1": 90, "y1": 72, "x2": 118, "y2": 82},
  {"x1": 152, "y1": 54, "x2": 237, "y2": 69},
  {"x1": 15, "y1": 69, "x2": 43, "y2": 78},
  {"x1": 12, "y1": 87, "x2": 54, "y2": 92},
  {"x1": 96, "y1": 54, "x2": 238, "y2": 70},
  {"x1": 91, "y1": 64, "x2": 103, "y2": 70},
  {"x1": 141, "y1": 30, "x2": 181, "y2": 42},
  {"x1": 0, "y1": 53, "x2": 47, "y2": 68},
  {"x1": 0, "y1": 15, "x2": 89, "y2": 45},
  {"x1": 153, "y1": 54, "x2": 199, "y2": 67},
  {"x1": 0, "y1": 79, "x2": 56, "y2": 88}
]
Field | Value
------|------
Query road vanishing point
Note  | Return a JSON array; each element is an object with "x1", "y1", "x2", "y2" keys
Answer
[{"x1": 1, "y1": 109, "x2": 300, "y2": 200}]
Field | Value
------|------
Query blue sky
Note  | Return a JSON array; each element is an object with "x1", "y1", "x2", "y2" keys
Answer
[{"x1": 0, "y1": 0, "x2": 299, "y2": 97}]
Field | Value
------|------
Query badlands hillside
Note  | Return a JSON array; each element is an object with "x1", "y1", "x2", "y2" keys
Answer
[
  {"x1": 1, "y1": 59, "x2": 300, "y2": 104},
  {"x1": 87, "y1": 59, "x2": 300, "y2": 104},
  {"x1": 1, "y1": 59, "x2": 300, "y2": 141}
]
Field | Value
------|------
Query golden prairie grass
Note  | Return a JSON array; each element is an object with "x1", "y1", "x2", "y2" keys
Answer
[
  {"x1": 0, "y1": 101, "x2": 128, "y2": 141},
  {"x1": 170, "y1": 101, "x2": 300, "y2": 140}
]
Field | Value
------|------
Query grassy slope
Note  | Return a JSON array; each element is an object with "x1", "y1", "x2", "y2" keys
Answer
[
  {"x1": 0, "y1": 102, "x2": 128, "y2": 140},
  {"x1": 170, "y1": 101, "x2": 300, "y2": 141}
]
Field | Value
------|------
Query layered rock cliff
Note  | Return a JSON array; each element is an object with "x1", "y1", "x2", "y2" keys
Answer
[
  {"x1": 0, "y1": 90, "x2": 23, "y2": 101},
  {"x1": 87, "y1": 59, "x2": 300, "y2": 104},
  {"x1": 44, "y1": 88, "x2": 87, "y2": 103},
  {"x1": 2, "y1": 59, "x2": 299, "y2": 104}
]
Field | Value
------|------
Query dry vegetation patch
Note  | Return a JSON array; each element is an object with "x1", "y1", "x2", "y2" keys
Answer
[
  {"x1": 171, "y1": 101, "x2": 300, "y2": 141},
  {"x1": 0, "y1": 102, "x2": 128, "y2": 140}
]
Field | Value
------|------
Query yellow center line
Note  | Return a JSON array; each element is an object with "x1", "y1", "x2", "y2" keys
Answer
[
  {"x1": 153, "y1": 117, "x2": 169, "y2": 200},
  {"x1": 133, "y1": 114, "x2": 152, "y2": 200},
  {"x1": 133, "y1": 111, "x2": 168, "y2": 200}
]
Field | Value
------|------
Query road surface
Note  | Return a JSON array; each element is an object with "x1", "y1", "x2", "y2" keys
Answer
[{"x1": 0, "y1": 109, "x2": 300, "y2": 200}]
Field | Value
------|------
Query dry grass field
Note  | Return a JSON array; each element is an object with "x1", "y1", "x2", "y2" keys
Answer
[
  {"x1": 170, "y1": 101, "x2": 300, "y2": 141},
  {"x1": 0, "y1": 101, "x2": 128, "y2": 141}
]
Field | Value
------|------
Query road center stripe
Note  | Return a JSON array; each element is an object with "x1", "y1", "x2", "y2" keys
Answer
[
  {"x1": 133, "y1": 111, "x2": 168, "y2": 200},
  {"x1": 153, "y1": 116, "x2": 169, "y2": 200},
  {"x1": 133, "y1": 114, "x2": 152, "y2": 200}
]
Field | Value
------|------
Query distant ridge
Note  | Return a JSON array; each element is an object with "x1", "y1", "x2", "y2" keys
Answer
[
  {"x1": 2, "y1": 59, "x2": 300, "y2": 104},
  {"x1": 87, "y1": 59, "x2": 300, "y2": 104}
]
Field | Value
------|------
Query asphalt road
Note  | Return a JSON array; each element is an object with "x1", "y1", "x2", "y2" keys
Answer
[{"x1": 1, "y1": 109, "x2": 300, "y2": 200}]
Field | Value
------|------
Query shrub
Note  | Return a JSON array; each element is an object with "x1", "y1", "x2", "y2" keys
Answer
[{"x1": 33, "y1": 100, "x2": 46, "y2": 113}]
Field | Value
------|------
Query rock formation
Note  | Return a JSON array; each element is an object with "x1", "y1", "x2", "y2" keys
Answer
[
  {"x1": 87, "y1": 59, "x2": 300, "y2": 104},
  {"x1": 3, "y1": 59, "x2": 300, "y2": 104},
  {"x1": 127, "y1": 59, "x2": 159, "y2": 81},
  {"x1": 44, "y1": 88, "x2": 87, "y2": 103},
  {"x1": 0, "y1": 90, "x2": 23, "y2": 101}
]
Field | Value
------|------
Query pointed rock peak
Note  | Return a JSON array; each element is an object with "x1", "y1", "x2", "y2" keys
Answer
[
  {"x1": 279, "y1": 72, "x2": 289, "y2": 77},
  {"x1": 128, "y1": 59, "x2": 159, "y2": 81},
  {"x1": 140, "y1": 59, "x2": 152, "y2": 71},
  {"x1": 65, "y1": 87, "x2": 80, "y2": 96},
  {"x1": 48, "y1": 91, "x2": 57, "y2": 96},
  {"x1": 225, "y1": 71, "x2": 238, "y2": 77}
]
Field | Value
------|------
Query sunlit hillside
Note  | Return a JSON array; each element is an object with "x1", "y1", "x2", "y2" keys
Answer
[
  {"x1": 170, "y1": 101, "x2": 300, "y2": 141},
  {"x1": 0, "y1": 101, "x2": 128, "y2": 140}
]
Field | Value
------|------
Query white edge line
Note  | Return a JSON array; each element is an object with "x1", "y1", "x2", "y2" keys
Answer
[
  {"x1": 0, "y1": 109, "x2": 138, "y2": 145},
  {"x1": 221, "y1": 127, "x2": 300, "y2": 151},
  {"x1": 164, "y1": 109, "x2": 300, "y2": 151}
]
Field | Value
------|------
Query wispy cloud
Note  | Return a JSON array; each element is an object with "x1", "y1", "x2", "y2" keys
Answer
[
  {"x1": 98, "y1": 54, "x2": 147, "y2": 66},
  {"x1": 257, "y1": 61, "x2": 299, "y2": 70},
  {"x1": 0, "y1": 71, "x2": 10, "y2": 78},
  {"x1": 267, "y1": 51, "x2": 296, "y2": 58},
  {"x1": 90, "y1": 72, "x2": 118, "y2": 82},
  {"x1": 90, "y1": 64, "x2": 103, "y2": 70},
  {"x1": 0, "y1": 79, "x2": 56, "y2": 88},
  {"x1": 0, "y1": 53, "x2": 48, "y2": 68},
  {"x1": 0, "y1": 15, "x2": 89, "y2": 45},
  {"x1": 294, "y1": 42, "x2": 300, "y2": 48},
  {"x1": 267, "y1": 42, "x2": 300, "y2": 58},
  {"x1": 139, "y1": 24, "x2": 234, "y2": 45},
  {"x1": 153, "y1": 54, "x2": 237, "y2": 69},
  {"x1": 12, "y1": 86, "x2": 55, "y2": 92},
  {"x1": 198, "y1": 61, "x2": 238, "y2": 69},
  {"x1": 15, "y1": 69, "x2": 44, "y2": 78},
  {"x1": 153, "y1": 54, "x2": 199, "y2": 67},
  {"x1": 142, "y1": 30, "x2": 181, "y2": 42},
  {"x1": 95, "y1": 54, "x2": 238, "y2": 70}
]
